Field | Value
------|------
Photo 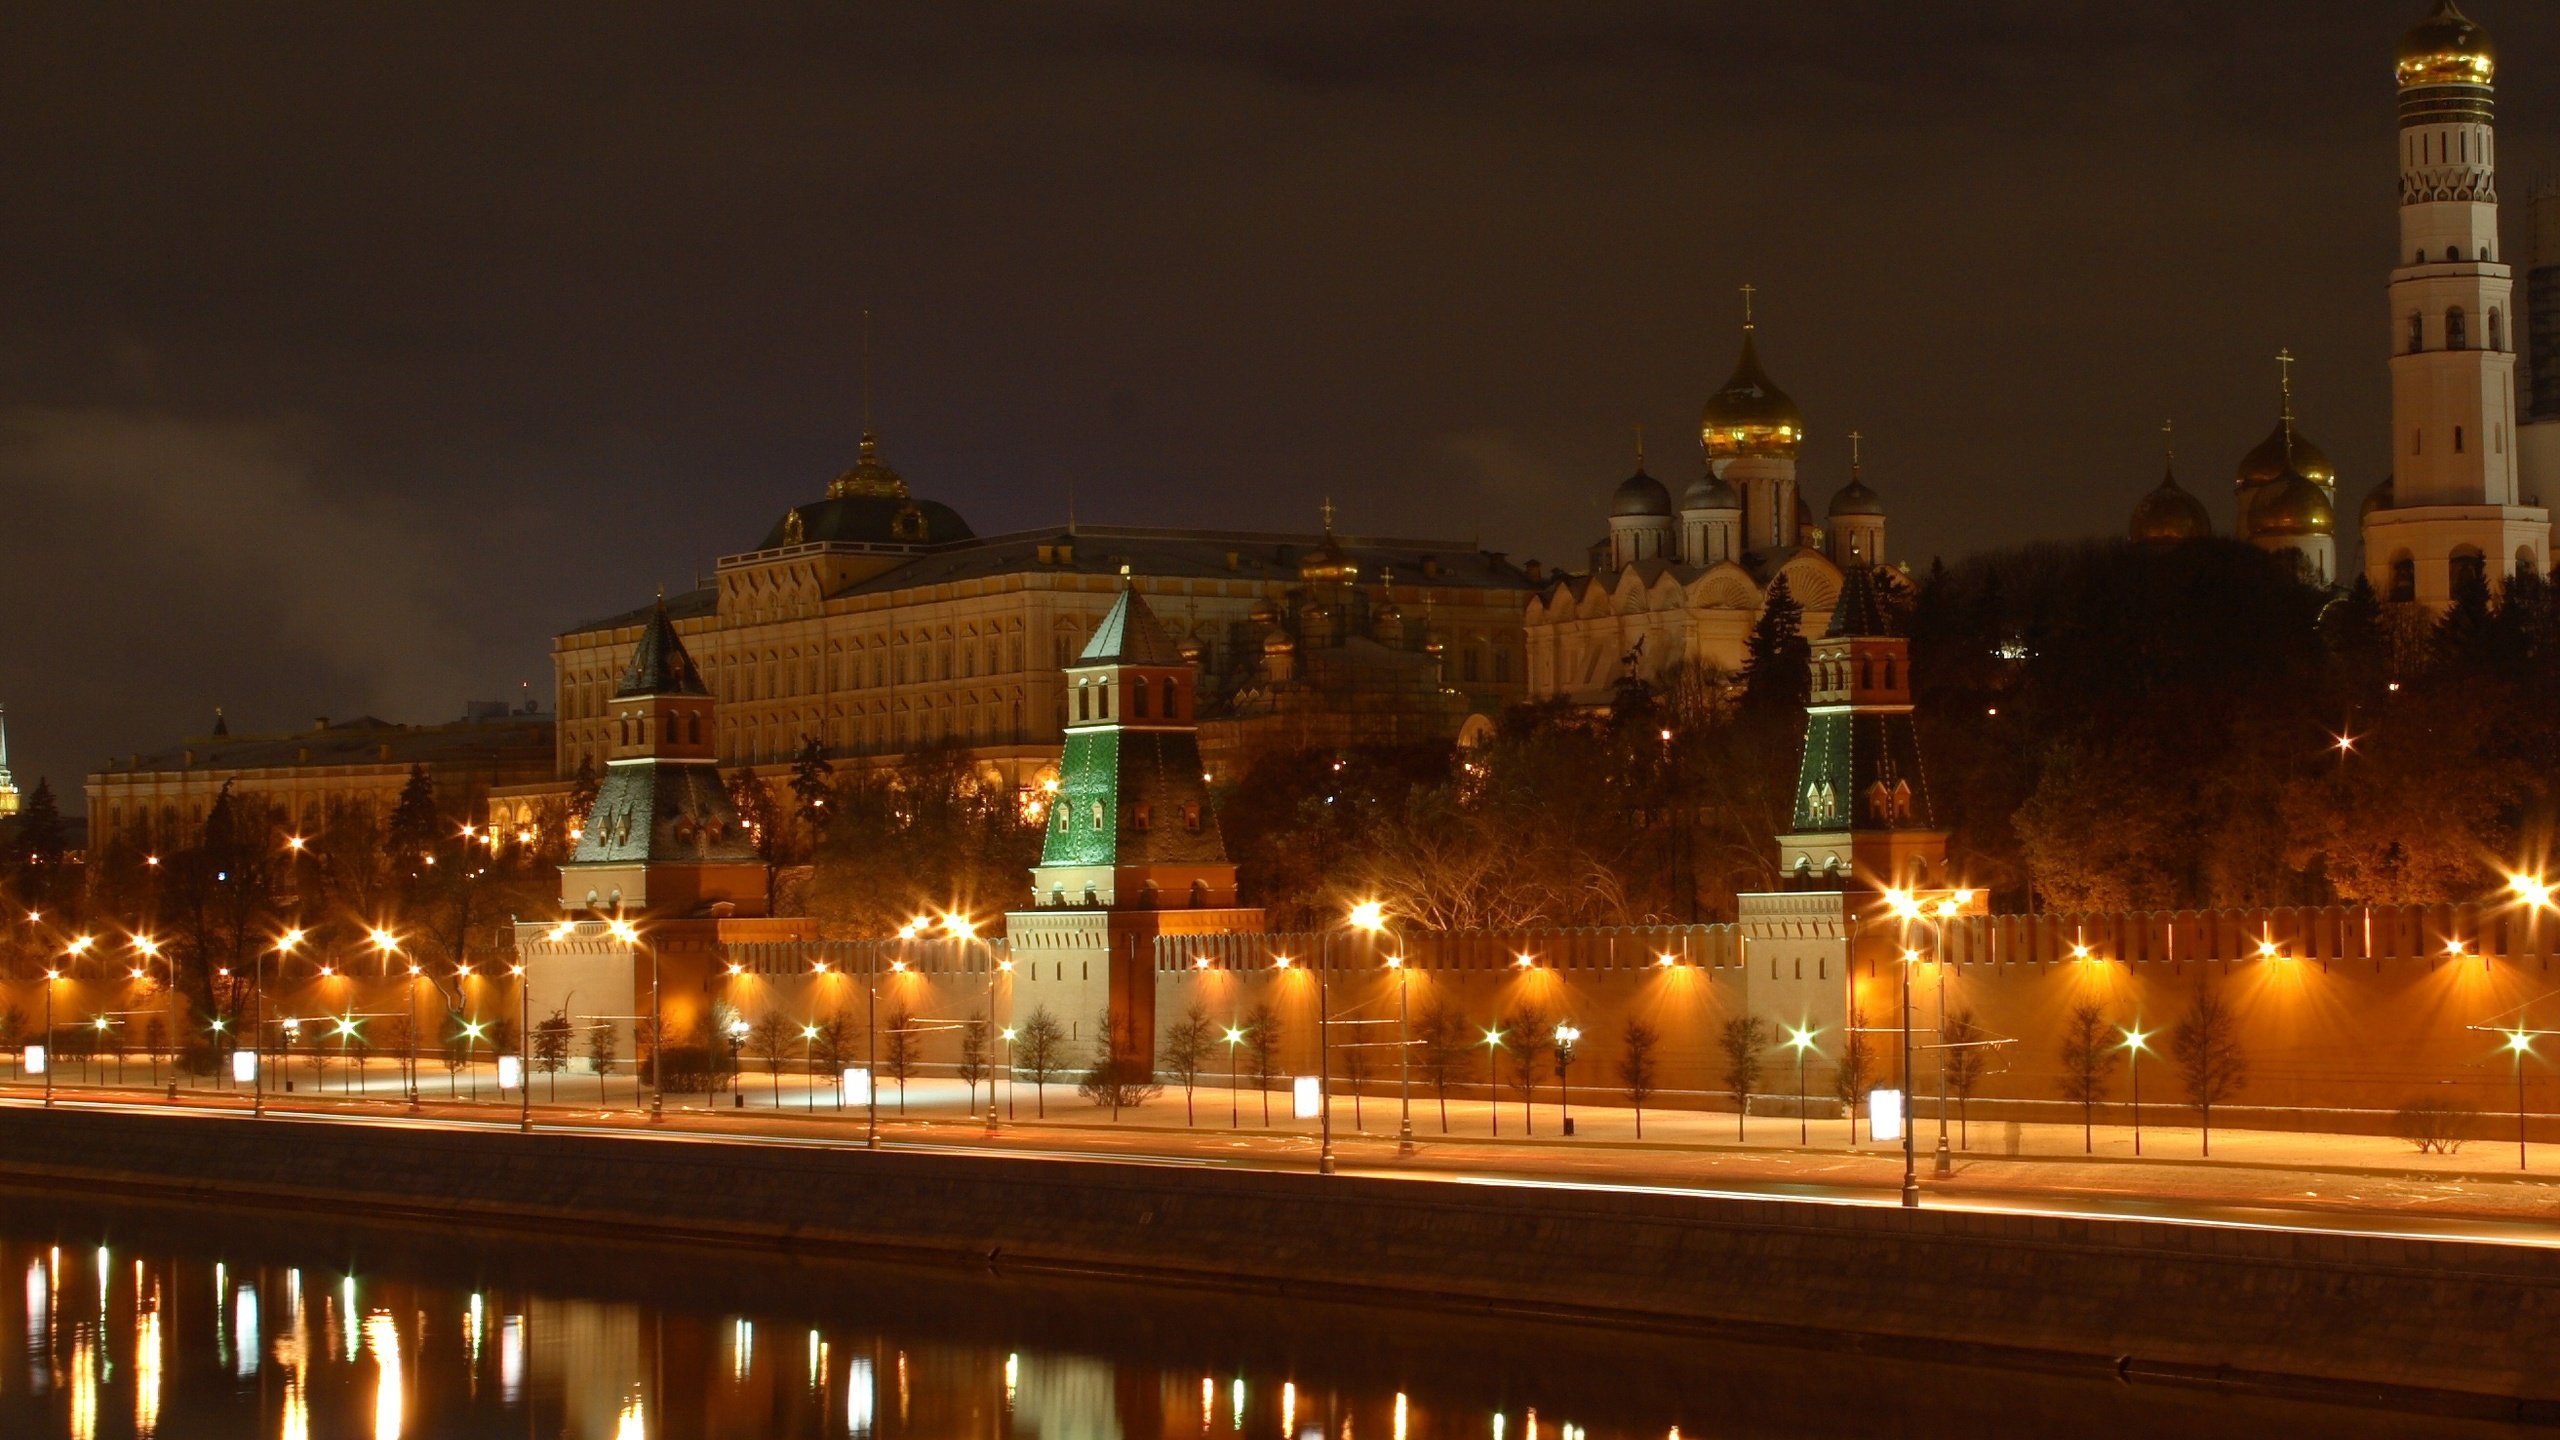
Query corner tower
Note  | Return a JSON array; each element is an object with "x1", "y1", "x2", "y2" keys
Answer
[{"x1": 2365, "y1": 1, "x2": 2548, "y2": 602}]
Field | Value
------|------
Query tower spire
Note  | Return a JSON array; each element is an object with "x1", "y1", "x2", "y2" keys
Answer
[
  {"x1": 1739, "y1": 281, "x2": 1756, "y2": 329},
  {"x1": 2276, "y1": 347, "x2": 2296, "y2": 430},
  {"x1": 860, "y1": 307, "x2": 874, "y2": 435},
  {"x1": 2162, "y1": 418, "x2": 2176, "y2": 475}
]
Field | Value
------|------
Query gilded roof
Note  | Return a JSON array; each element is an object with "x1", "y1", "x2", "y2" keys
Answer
[
  {"x1": 1700, "y1": 329, "x2": 1804, "y2": 459},
  {"x1": 2130, "y1": 465, "x2": 2212, "y2": 544}
]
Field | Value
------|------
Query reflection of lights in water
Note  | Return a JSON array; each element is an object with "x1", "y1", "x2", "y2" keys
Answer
[
  {"x1": 234, "y1": 1285, "x2": 259, "y2": 1378},
  {"x1": 136, "y1": 1304, "x2": 162, "y2": 1438},
  {"x1": 68, "y1": 1324, "x2": 96, "y2": 1440},
  {"x1": 1202, "y1": 1376, "x2": 1215, "y2": 1429},
  {"x1": 731, "y1": 1318, "x2": 753, "y2": 1381},
  {"x1": 1231, "y1": 1377, "x2": 1245, "y2": 1431},
  {"x1": 26, "y1": 1258, "x2": 48, "y2": 1393},
  {"x1": 468, "y1": 1293, "x2": 484, "y2": 1367},
  {"x1": 212, "y1": 1264, "x2": 226, "y2": 1363},
  {"x1": 366, "y1": 1310, "x2": 404, "y2": 1440},
  {"x1": 1003, "y1": 1352, "x2": 1017, "y2": 1407},
  {"x1": 847, "y1": 1355, "x2": 875, "y2": 1436},
  {"x1": 500, "y1": 1315, "x2": 523, "y2": 1404},
  {"x1": 807, "y1": 1330, "x2": 827, "y2": 1391},
  {"x1": 1525, "y1": 1408, "x2": 1537, "y2": 1440},
  {"x1": 896, "y1": 1349, "x2": 909, "y2": 1422},
  {"x1": 341, "y1": 1274, "x2": 360, "y2": 1362},
  {"x1": 1283, "y1": 1381, "x2": 1296, "y2": 1433},
  {"x1": 1493, "y1": 1415, "x2": 1505, "y2": 1440},
  {"x1": 94, "y1": 1246, "x2": 108, "y2": 1318},
  {"x1": 1394, "y1": 1392, "x2": 1408, "y2": 1440},
  {"x1": 614, "y1": 1388, "x2": 646, "y2": 1440}
]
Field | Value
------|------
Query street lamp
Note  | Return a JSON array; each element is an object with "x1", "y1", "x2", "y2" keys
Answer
[
  {"x1": 370, "y1": 929, "x2": 416, "y2": 1111},
  {"x1": 1786, "y1": 1025, "x2": 1819, "y2": 1145},
  {"x1": 2120, "y1": 1023, "x2": 2152, "y2": 1156},
  {"x1": 260, "y1": 930, "x2": 302, "y2": 1117},
  {"x1": 513, "y1": 961, "x2": 532, "y2": 1132},
  {"x1": 1223, "y1": 1026, "x2": 1245, "y2": 1128},
  {"x1": 1348, "y1": 901, "x2": 1415, "y2": 1157},
  {"x1": 2508, "y1": 1019, "x2": 2529, "y2": 1168},
  {"x1": 800, "y1": 1024, "x2": 820, "y2": 1112},
  {"x1": 609, "y1": 919, "x2": 659, "y2": 1122},
  {"x1": 1481, "y1": 1027, "x2": 1505, "y2": 1137},
  {"x1": 1553, "y1": 1023, "x2": 1581, "y2": 1136}
]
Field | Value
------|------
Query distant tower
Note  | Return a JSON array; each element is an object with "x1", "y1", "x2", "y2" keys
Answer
[
  {"x1": 2131, "y1": 421, "x2": 2213, "y2": 545},
  {"x1": 1775, "y1": 566, "x2": 1947, "y2": 892},
  {"x1": 1825, "y1": 431, "x2": 1886, "y2": 567},
  {"x1": 0, "y1": 705, "x2": 19, "y2": 819},
  {"x1": 1678, "y1": 469, "x2": 1743, "y2": 567},
  {"x1": 2364, "y1": 1, "x2": 2549, "y2": 603},
  {"x1": 1700, "y1": 285, "x2": 1807, "y2": 556},
  {"x1": 1608, "y1": 433, "x2": 1675, "y2": 568}
]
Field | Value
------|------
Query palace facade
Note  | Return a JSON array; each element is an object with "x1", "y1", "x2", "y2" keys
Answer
[{"x1": 549, "y1": 434, "x2": 1538, "y2": 798}]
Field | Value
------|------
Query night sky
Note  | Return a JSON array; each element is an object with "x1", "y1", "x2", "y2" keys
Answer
[{"x1": 5, "y1": 2, "x2": 2555, "y2": 810}]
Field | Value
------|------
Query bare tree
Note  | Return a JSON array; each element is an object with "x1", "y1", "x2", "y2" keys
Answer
[
  {"x1": 811, "y1": 1010, "x2": 854, "y2": 1106},
  {"x1": 1243, "y1": 1001, "x2": 1283, "y2": 1125},
  {"x1": 747, "y1": 1011, "x2": 793, "y2": 1104},
  {"x1": 533, "y1": 1009, "x2": 573, "y2": 1099},
  {"x1": 956, "y1": 1012, "x2": 989, "y2": 1116},
  {"x1": 2170, "y1": 984, "x2": 2248, "y2": 1156},
  {"x1": 1941, "y1": 1007, "x2": 1991, "y2": 1150},
  {"x1": 586, "y1": 1021, "x2": 618, "y2": 1104},
  {"x1": 1618, "y1": 1018, "x2": 1661, "y2": 1137},
  {"x1": 2057, "y1": 1001, "x2": 2115, "y2": 1154},
  {"x1": 1834, "y1": 1006, "x2": 1875, "y2": 1142},
  {"x1": 1416, "y1": 1003, "x2": 1471, "y2": 1133},
  {"x1": 1717, "y1": 1014, "x2": 1768, "y2": 1141},
  {"x1": 1014, "y1": 1006, "x2": 1065, "y2": 1118},
  {"x1": 1498, "y1": 1003, "x2": 1550, "y2": 1134},
  {"x1": 882, "y1": 1007, "x2": 920, "y2": 1113},
  {"x1": 1160, "y1": 1001, "x2": 1214, "y2": 1126}
]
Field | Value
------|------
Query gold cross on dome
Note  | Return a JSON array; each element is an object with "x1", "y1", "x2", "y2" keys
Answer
[
  {"x1": 2161, "y1": 418, "x2": 2174, "y2": 462},
  {"x1": 1740, "y1": 282, "x2": 1756, "y2": 325},
  {"x1": 1847, "y1": 430, "x2": 1863, "y2": 465},
  {"x1": 1320, "y1": 496, "x2": 1336, "y2": 532},
  {"x1": 2276, "y1": 348, "x2": 2296, "y2": 415}
]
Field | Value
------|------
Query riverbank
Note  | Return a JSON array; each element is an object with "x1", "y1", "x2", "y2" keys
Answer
[{"x1": 1, "y1": 1103, "x2": 2552, "y2": 1424}]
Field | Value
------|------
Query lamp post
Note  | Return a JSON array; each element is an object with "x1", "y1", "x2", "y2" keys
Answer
[
  {"x1": 1318, "y1": 974, "x2": 1336, "y2": 1175},
  {"x1": 1348, "y1": 902, "x2": 1416, "y2": 1157},
  {"x1": 2120, "y1": 1023, "x2": 2151, "y2": 1156},
  {"x1": 1482, "y1": 1027, "x2": 1504, "y2": 1138},
  {"x1": 800, "y1": 1024, "x2": 819, "y2": 1113},
  {"x1": 610, "y1": 920, "x2": 660, "y2": 1122},
  {"x1": 262, "y1": 930, "x2": 301, "y2": 1117},
  {"x1": 371, "y1": 929, "x2": 415, "y2": 1111},
  {"x1": 132, "y1": 934, "x2": 176, "y2": 1099},
  {"x1": 1887, "y1": 889, "x2": 1972, "y2": 1204},
  {"x1": 1223, "y1": 1025, "x2": 1244, "y2": 1127},
  {"x1": 514, "y1": 960, "x2": 533, "y2": 1132},
  {"x1": 1553, "y1": 1023, "x2": 1580, "y2": 1136},
  {"x1": 43, "y1": 942, "x2": 82, "y2": 1108},
  {"x1": 2508, "y1": 1019, "x2": 2529, "y2": 1168},
  {"x1": 1786, "y1": 1025, "x2": 1818, "y2": 1145}
]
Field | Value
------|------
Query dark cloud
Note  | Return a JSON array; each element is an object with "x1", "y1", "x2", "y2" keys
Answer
[{"x1": 0, "y1": 1, "x2": 2552, "y2": 806}]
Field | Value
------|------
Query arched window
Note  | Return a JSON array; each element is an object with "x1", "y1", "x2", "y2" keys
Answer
[
  {"x1": 2490, "y1": 308, "x2": 2504, "y2": 352},
  {"x1": 2456, "y1": 425, "x2": 2466, "y2": 453},
  {"x1": 1183, "y1": 801, "x2": 1202, "y2": 833},
  {"x1": 1097, "y1": 681, "x2": 1111, "y2": 720},
  {"x1": 2451, "y1": 547, "x2": 2487, "y2": 594},
  {"x1": 2517, "y1": 548, "x2": 2539, "y2": 580},
  {"x1": 1883, "y1": 658, "x2": 1897, "y2": 689},
  {"x1": 1089, "y1": 801, "x2": 1105, "y2": 832},
  {"x1": 2448, "y1": 307, "x2": 2468, "y2": 350},
  {"x1": 1131, "y1": 676, "x2": 1150, "y2": 719},
  {"x1": 2447, "y1": 246, "x2": 2462, "y2": 262},
  {"x1": 1076, "y1": 685, "x2": 1089, "y2": 722},
  {"x1": 2408, "y1": 312, "x2": 2425, "y2": 353}
]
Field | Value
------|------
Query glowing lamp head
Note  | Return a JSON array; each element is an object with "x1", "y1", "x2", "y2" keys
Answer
[
  {"x1": 1272, "y1": 956, "x2": 1291, "y2": 970},
  {"x1": 65, "y1": 935, "x2": 93, "y2": 956},
  {"x1": 2511, "y1": 874, "x2": 2554, "y2": 910},
  {"x1": 1787, "y1": 1026, "x2": 1817, "y2": 1052},
  {"x1": 1656, "y1": 953, "x2": 1678, "y2": 968},
  {"x1": 607, "y1": 920, "x2": 638, "y2": 944},
  {"x1": 2509, "y1": 1031, "x2": 2536, "y2": 1055},
  {"x1": 2071, "y1": 943, "x2": 2092, "y2": 961},
  {"x1": 1347, "y1": 901, "x2": 1386, "y2": 934},
  {"x1": 2257, "y1": 940, "x2": 2280, "y2": 959},
  {"x1": 1193, "y1": 957, "x2": 1210, "y2": 970},
  {"x1": 369, "y1": 928, "x2": 398, "y2": 953},
  {"x1": 889, "y1": 960, "x2": 907, "y2": 973},
  {"x1": 286, "y1": 835, "x2": 306, "y2": 851},
  {"x1": 997, "y1": 959, "x2": 1014, "y2": 974},
  {"x1": 133, "y1": 936, "x2": 159, "y2": 957},
  {"x1": 2122, "y1": 1026, "x2": 2152, "y2": 1054},
  {"x1": 942, "y1": 914, "x2": 978, "y2": 941},
  {"x1": 1223, "y1": 1028, "x2": 1244, "y2": 1046},
  {"x1": 547, "y1": 922, "x2": 575, "y2": 943},
  {"x1": 128, "y1": 967, "x2": 145, "y2": 980},
  {"x1": 1513, "y1": 954, "x2": 1535, "y2": 969}
]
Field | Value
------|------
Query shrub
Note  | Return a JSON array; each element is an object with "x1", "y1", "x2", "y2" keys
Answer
[{"x1": 2393, "y1": 1097, "x2": 2478, "y2": 1155}]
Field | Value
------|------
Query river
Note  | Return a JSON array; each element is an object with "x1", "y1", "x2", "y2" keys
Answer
[{"x1": 0, "y1": 1191, "x2": 2522, "y2": 1439}]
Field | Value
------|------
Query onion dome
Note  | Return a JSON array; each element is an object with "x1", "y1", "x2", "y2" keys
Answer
[
  {"x1": 2361, "y1": 474, "x2": 2396, "y2": 523},
  {"x1": 1700, "y1": 329, "x2": 1805, "y2": 460},
  {"x1": 2130, "y1": 464, "x2": 2212, "y2": 544},
  {"x1": 1681, "y1": 471, "x2": 1740, "y2": 512},
  {"x1": 2236, "y1": 421, "x2": 2336, "y2": 496},
  {"x1": 828, "y1": 431, "x2": 909, "y2": 500},
  {"x1": 1299, "y1": 534, "x2": 1359, "y2": 582},
  {"x1": 2250, "y1": 466, "x2": 2335, "y2": 538},
  {"x1": 2398, "y1": 1, "x2": 2494, "y2": 85},
  {"x1": 1612, "y1": 468, "x2": 1673, "y2": 517},
  {"x1": 1828, "y1": 474, "x2": 1883, "y2": 518}
]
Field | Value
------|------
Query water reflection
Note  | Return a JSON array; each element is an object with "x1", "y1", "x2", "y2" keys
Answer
[{"x1": 0, "y1": 1193, "x2": 2528, "y2": 1440}]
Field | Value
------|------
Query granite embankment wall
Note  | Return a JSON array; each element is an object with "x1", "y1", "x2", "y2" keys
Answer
[{"x1": 0, "y1": 1106, "x2": 2551, "y2": 1419}]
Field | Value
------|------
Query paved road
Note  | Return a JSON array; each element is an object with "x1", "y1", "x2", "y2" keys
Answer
[{"x1": 15, "y1": 1084, "x2": 2559, "y2": 1250}]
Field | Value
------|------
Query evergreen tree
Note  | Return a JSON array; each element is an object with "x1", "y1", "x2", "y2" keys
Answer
[
  {"x1": 384, "y1": 765, "x2": 441, "y2": 882},
  {"x1": 8, "y1": 779, "x2": 66, "y2": 907},
  {"x1": 788, "y1": 736, "x2": 835, "y2": 836},
  {"x1": 1740, "y1": 575, "x2": 1811, "y2": 717}
]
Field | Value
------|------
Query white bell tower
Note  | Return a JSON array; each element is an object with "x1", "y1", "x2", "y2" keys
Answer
[{"x1": 2364, "y1": 1, "x2": 2548, "y2": 603}]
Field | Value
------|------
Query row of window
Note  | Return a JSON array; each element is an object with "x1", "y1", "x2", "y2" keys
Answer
[{"x1": 1049, "y1": 798, "x2": 1206, "y2": 834}]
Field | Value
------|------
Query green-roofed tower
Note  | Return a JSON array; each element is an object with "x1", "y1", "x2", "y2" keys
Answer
[
  {"x1": 1010, "y1": 580, "x2": 1254, "y2": 1066},
  {"x1": 1774, "y1": 564, "x2": 1950, "y2": 893}
]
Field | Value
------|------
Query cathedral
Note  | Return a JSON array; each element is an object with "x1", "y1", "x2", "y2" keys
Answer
[
  {"x1": 2133, "y1": 1, "x2": 2555, "y2": 604},
  {"x1": 1524, "y1": 303, "x2": 1881, "y2": 702}
]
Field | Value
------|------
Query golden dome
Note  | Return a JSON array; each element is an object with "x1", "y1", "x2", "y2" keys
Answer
[
  {"x1": 1299, "y1": 533, "x2": 1359, "y2": 583},
  {"x1": 2236, "y1": 420, "x2": 2335, "y2": 496},
  {"x1": 2398, "y1": 1, "x2": 2494, "y2": 86},
  {"x1": 1700, "y1": 329, "x2": 1804, "y2": 460},
  {"x1": 828, "y1": 431, "x2": 909, "y2": 500},
  {"x1": 2130, "y1": 464, "x2": 2212, "y2": 545},
  {"x1": 2250, "y1": 467, "x2": 2335, "y2": 538}
]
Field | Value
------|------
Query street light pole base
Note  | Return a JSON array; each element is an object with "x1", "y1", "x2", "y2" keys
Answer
[
  {"x1": 1933, "y1": 1137, "x2": 1952, "y2": 1177},
  {"x1": 1900, "y1": 1181, "x2": 1920, "y2": 1209},
  {"x1": 1319, "y1": 1153, "x2": 1337, "y2": 1175}
]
